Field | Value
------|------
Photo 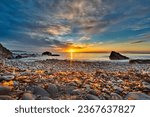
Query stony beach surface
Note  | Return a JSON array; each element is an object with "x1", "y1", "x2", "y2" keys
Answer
[{"x1": 0, "y1": 59, "x2": 150, "y2": 100}]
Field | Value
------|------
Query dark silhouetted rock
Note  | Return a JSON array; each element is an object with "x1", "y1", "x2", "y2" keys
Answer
[
  {"x1": 42, "y1": 51, "x2": 52, "y2": 56},
  {"x1": 15, "y1": 55, "x2": 23, "y2": 59},
  {"x1": 0, "y1": 43, "x2": 13, "y2": 59},
  {"x1": 129, "y1": 59, "x2": 150, "y2": 64},
  {"x1": 109, "y1": 51, "x2": 129, "y2": 60},
  {"x1": 51, "y1": 54, "x2": 60, "y2": 56}
]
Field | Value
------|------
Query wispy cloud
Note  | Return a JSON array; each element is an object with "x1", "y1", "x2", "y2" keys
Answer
[{"x1": 0, "y1": 0, "x2": 150, "y2": 52}]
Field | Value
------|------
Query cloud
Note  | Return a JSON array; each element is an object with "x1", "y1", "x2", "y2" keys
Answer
[
  {"x1": 0, "y1": 0, "x2": 150, "y2": 52},
  {"x1": 45, "y1": 25, "x2": 71, "y2": 36},
  {"x1": 131, "y1": 40, "x2": 146, "y2": 44}
]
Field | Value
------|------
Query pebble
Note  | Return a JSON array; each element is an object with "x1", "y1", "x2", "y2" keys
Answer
[
  {"x1": 0, "y1": 75, "x2": 15, "y2": 82},
  {"x1": 142, "y1": 82, "x2": 150, "y2": 89},
  {"x1": 111, "y1": 93, "x2": 123, "y2": 100},
  {"x1": 22, "y1": 93, "x2": 35, "y2": 100},
  {"x1": 125, "y1": 92, "x2": 150, "y2": 100},
  {"x1": 86, "y1": 94, "x2": 100, "y2": 100},
  {"x1": 0, "y1": 86, "x2": 12, "y2": 95},
  {"x1": 33, "y1": 86, "x2": 50, "y2": 97},
  {"x1": 47, "y1": 84, "x2": 58, "y2": 98}
]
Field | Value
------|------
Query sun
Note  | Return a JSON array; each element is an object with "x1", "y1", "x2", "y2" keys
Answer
[{"x1": 68, "y1": 49, "x2": 75, "y2": 53}]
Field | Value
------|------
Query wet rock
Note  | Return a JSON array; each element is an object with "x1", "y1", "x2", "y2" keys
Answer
[
  {"x1": 47, "y1": 84, "x2": 58, "y2": 98},
  {"x1": 0, "y1": 95, "x2": 13, "y2": 100},
  {"x1": 109, "y1": 51, "x2": 129, "y2": 60},
  {"x1": 0, "y1": 75, "x2": 15, "y2": 81},
  {"x1": 22, "y1": 93, "x2": 35, "y2": 100},
  {"x1": 111, "y1": 93, "x2": 123, "y2": 100},
  {"x1": 129, "y1": 59, "x2": 150, "y2": 64},
  {"x1": 0, "y1": 86, "x2": 12, "y2": 95},
  {"x1": 125, "y1": 92, "x2": 150, "y2": 100},
  {"x1": 113, "y1": 86, "x2": 123, "y2": 94},
  {"x1": 86, "y1": 94, "x2": 100, "y2": 100},
  {"x1": 33, "y1": 86, "x2": 50, "y2": 97}
]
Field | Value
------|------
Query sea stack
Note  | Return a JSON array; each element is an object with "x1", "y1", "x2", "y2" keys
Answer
[
  {"x1": 109, "y1": 51, "x2": 129, "y2": 60},
  {"x1": 0, "y1": 43, "x2": 12, "y2": 59}
]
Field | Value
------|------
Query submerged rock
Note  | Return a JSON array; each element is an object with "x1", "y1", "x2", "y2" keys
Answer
[
  {"x1": 125, "y1": 92, "x2": 150, "y2": 100},
  {"x1": 109, "y1": 51, "x2": 129, "y2": 60}
]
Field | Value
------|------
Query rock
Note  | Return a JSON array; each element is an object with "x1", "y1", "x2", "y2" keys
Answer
[
  {"x1": 113, "y1": 86, "x2": 123, "y2": 94},
  {"x1": 109, "y1": 51, "x2": 129, "y2": 60},
  {"x1": 0, "y1": 43, "x2": 13, "y2": 59},
  {"x1": 111, "y1": 93, "x2": 123, "y2": 100},
  {"x1": 125, "y1": 92, "x2": 150, "y2": 100},
  {"x1": 39, "y1": 97, "x2": 52, "y2": 100},
  {"x1": 22, "y1": 93, "x2": 35, "y2": 100},
  {"x1": 0, "y1": 86, "x2": 12, "y2": 95},
  {"x1": 0, "y1": 95, "x2": 13, "y2": 100},
  {"x1": 0, "y1": 75, "x2": 15, "y2": 81},
  {"x1": 65, "y1": 85, "x2": 76, "y2": 95},
  {"x1": 46, "y1": 84, "x2": 58, "y2": 98},
  {"x1": 42, "y1": 51, "x2": 52, "y2": 56},
  {"x1": 33, "y1": 86, "x2": 50, "y2": 97},
  {"x1": 71, "y1": 89, "x2": 82, "y2": 95},
  {"x1": 86, "y1": 94, "x2": 100, "y2": 100},
  {"x1": 142, "y1": 82, "x2": 150, "y2": 89},
  {"x1": 129, "y1": 59, "x2": 150, "y2": 64},
  {"x1": 15, "y1": 55, "x2": 23, "y2": 59}
]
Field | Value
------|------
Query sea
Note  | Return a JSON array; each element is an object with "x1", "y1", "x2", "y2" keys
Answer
[{"x1": 12, "y1": 51, "x2": 150, "y2": 62}]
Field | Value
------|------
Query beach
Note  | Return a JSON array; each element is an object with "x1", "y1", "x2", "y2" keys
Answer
[{"x1": 0, "y1": 59, "x2": 150, "y2": 100}]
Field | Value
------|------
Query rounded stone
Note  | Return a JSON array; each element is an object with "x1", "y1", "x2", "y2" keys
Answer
[
  {"x1": 22, "y1": 93, "x2": 35, "y2": 100},
  {"x1": 33, "y1": 86, "x2": 50, "y2": 97},
  {"x1": 47, "y1": 84, "x2": 58, "y2": 98},
  {"x1": 125, "y1": 92, "x2": 150, "y2": 100},
  {"x1": 0, "y1": 86, "x2": 12, "y2": 95}
]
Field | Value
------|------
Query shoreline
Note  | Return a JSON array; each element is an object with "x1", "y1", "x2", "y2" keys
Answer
[{"x1": 0, "y1": 59, "x2": 150, "y2": 100}]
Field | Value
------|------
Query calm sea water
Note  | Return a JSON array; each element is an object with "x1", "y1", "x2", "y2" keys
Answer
[{"x1": 17, "y1": 52, "x2": 150, "y2": 62}]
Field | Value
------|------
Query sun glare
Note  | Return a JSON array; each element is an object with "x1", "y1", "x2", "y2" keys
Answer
[{"x1": 68, "y1": 49, "x2": 75, "y2": 53}]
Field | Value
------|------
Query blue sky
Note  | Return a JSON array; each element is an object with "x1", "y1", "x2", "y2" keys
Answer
[{"x1": 0, "y1": 0, "x2": 150, "y2": 53}]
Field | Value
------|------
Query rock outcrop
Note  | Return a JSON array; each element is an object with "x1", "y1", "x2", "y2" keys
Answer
[
  {"x1": 42, "y1": 51, "x2": 52, "y2": 56},
  {"x1": 0, "y1": 43, "x2": 12, "y2": 59},
  {"x1": 109, "y1": 51, "x2": 129, "y2": 60},
  {"x1": 129, "y1": 59, "x2": 150, "y2": 64}
]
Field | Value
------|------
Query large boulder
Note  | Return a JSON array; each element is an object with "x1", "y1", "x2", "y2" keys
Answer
[
  {"x1": 109, "y1": 51, "x2": 129, "y2": 60},
  {"x1": 0, "y1": 43, "x2": 12, "y2": 59}
]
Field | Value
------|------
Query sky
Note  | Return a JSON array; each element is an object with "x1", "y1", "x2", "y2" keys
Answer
[{"x1": 0, "y1": 0, "x2": 150, "y2": 53}]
